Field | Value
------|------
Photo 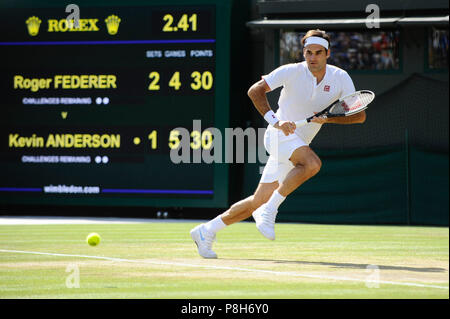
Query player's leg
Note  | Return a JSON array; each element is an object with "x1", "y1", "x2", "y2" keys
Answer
[
  {"x1": 220, "y1": 181, "x2": 279, "y2": 225},
  {"x1": 190, "y1": 182, "x2": 278, "y2": 258},
  {"x1": 251, "y1": 159, "x2": 295, "y2": 240},
  {"x1": 253, "y1": 143, "x2": 321, "y2": 240},
  {"x1": 278, "y1": 146, "x2": 322, "y2": 197}
]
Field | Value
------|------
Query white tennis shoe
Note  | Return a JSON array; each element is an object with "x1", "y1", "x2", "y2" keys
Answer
[
  {"x1": 190, "y1": 224, "x2": 217, "y2": 259},
  {"x1": 252, "y1": 204, "x2": 277, "y2": 240}
]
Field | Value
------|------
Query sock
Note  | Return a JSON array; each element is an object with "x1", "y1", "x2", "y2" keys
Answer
[
  {"x1": 265, "y1": 190, "x2": 286, "y2": 213},
  {"x1": 204, "y1": 215, "x2": 227, "y2": 234}
]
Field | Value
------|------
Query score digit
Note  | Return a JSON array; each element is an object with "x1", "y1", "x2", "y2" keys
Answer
[
  {"x1": 148, "y1": 130, "x2": 157, "y2": 149},
  {"x1": 169, "y1": 72, "x2": 181, "y2": 90},
  {"x1": 162, "y1": 14, "x2": 174, "y2": 32},
  {"x1": 201, "y1": 130, "x2": 213, "y2": 150},
  {"x1": 168, "y1": 130, "x2": 181, "y2": 149},
  {"x1": 177, "y1": 14, "x2": 189, "y2": 31},
  {"x1": 148, "y1": 72, "x2": 160, "y2": 90},
  {"x1": 189, "y1": 14, "x2": 197, "y2": 31},
  {"x1": 201, "y1": 71, "x2": 213, "y2": 90},
  {"x1": 162, "y1": 13, "x2": 197, "y2": 32},
  {"x1": 191, "y1": 71, "x2": 213, "y2": 90},
  {"x1": 190, "y1": 130, "x2": 201, "y2": 150}
]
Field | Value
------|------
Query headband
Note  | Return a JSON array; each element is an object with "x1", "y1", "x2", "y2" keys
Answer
[{"x1": 304, "y1": 36, "x2": 329, "y2": 50}]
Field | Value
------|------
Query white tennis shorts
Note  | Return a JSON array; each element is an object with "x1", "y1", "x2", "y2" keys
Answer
[{"x1": 260, "y1": 127, "x2": 308, "y2": 184}]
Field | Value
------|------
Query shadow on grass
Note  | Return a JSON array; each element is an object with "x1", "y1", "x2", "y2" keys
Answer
[{"x1": 223, "y1": 258, "x2": 447, "y2": 273}]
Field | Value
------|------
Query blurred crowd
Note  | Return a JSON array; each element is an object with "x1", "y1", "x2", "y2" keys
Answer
[
  {"x1": 280, "y1": 31, "x2": 400, "y2": 70},
  {"x1": 429, "y1": 28, "x2": 449, "y2": 69}
]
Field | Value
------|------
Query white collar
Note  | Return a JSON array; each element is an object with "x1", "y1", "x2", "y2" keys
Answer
[{"x1": 305, "y1": 63, "x2": 328, "y2": 86}]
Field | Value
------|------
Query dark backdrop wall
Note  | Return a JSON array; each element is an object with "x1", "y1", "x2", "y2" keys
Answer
[{"x1": 241, "y1": 0, "x2": 449, "y2": 225}]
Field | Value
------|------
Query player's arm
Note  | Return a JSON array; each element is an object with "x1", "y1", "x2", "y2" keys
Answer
[
  {"x1": 311, "y1": 71, "x2": 366, "y2": 125},
  {"x1": 247, "y1": 79, "x2": 296, "y2": 136},
  {"x1": 311, "y1": 110, "x2": 366, "y2": 124}
]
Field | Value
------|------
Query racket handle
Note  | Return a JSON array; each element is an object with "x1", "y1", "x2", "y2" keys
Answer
[{"x1": 295, "y1": 119, "x2": 308, "y2": 128}]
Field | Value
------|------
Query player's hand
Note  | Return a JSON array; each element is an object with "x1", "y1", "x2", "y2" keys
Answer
[
  {"x1": 274, "y1": 120, "x2": 296, "y2": 136},
  {"x1": 310, "y1": 112, "x2": 328, "y2": 124}
]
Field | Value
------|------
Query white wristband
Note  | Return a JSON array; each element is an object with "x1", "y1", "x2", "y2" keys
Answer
[{"x1": 264, "y1": 110, "x2": 279, "y2": 126}]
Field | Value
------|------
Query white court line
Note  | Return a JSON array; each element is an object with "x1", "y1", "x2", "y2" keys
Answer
[
  {"x1": 0, "y1": 216, "x2": 208, "y2": 225},
  {"x1": 0, "y1": 249, "x2": 448, "y2": 291}
]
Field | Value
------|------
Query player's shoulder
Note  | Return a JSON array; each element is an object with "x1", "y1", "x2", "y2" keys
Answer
[
  {"x1": 272, "y1": 62, "x2": 305, "y2": 79},
  {"x1": 283, "y1": 61, "x2": 308, "y2": 77},
  {"x1": 298, "y1": 61, "x2": 309, "y2": 72},
  {"x1": 279, "y1": 62, "x2": 304, "y2": 72},
  {"x1": 326, "y1": 64, "x2": 351, "y2": 78}
]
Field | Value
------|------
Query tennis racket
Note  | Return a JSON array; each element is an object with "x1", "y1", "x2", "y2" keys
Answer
[{"x1": 295, "y1": 90, "x2": 375, "y2": 128}]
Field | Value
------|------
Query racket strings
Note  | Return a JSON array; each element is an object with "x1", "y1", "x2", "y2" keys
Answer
[
  {"x1": 331, "y1": 92, "x2": 374, "y2": 115},
  {"x1": 359, "y1": 92, "x2": 375, "y2": 106},
  {"x1": 329, "y1": 102, "x2": 347, "y2": 114}
]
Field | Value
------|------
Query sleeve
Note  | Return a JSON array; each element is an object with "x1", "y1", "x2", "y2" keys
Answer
[
  {"x1": 261, "y1": 63, "x2": 298, "y2": 91},
  {"x1": 340, "y1": 71, "x2": 356, "y2": 97}
]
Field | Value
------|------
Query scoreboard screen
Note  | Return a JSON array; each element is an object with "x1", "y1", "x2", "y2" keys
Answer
[{"x1": 0, "y1": 0, "x2": 231, "y2": 208}]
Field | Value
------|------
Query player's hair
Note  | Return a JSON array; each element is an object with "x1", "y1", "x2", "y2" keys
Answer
[{"x1": 301, "y1": 29, "x2": 331, "y2": 51}]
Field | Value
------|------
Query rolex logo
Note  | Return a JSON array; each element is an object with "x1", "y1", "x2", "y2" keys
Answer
[
  {"x1": 26, "y1": 16, "x2": 42, "y2": 36},
  {"x1": 105, "y1": 15, "x2": 121, "y2": 35}
]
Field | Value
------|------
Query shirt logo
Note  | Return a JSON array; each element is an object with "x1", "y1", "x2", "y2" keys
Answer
[{"x1": 324, "y1": 85, "x2": 330, "y2": 92}]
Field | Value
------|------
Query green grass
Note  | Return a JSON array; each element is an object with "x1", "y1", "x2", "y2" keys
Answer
[{"x1": 0, "y1": 221, "x2": 448, "y2": 298}]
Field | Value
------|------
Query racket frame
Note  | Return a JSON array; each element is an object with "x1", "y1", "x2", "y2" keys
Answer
[{"x1": 294, "y1": 90, "x2": 374, "y2": 128}]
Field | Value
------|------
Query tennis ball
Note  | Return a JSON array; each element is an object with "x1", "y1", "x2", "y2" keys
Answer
[{"x1": 86, "y1": 233, "x2": 101, "y2": 246}]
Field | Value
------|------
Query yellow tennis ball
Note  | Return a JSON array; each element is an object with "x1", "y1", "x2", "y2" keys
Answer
[{"x1": 86, "y1": 233, "x2": 101, "y2": 246}]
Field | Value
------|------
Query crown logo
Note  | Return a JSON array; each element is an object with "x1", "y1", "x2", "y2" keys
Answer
[
  {"x1": 105, "y1": 15, "x2": 121, "y2": 35},
  {"x1": 25, "y1": 16, "x2": 42, "y2": 36}
]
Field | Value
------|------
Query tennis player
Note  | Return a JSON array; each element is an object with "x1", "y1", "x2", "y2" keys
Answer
[{"x1": 191, "y1": 29, "x2": 366, "y2": 258}]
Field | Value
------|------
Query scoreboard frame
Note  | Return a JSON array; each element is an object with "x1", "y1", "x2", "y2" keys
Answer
[{"x1": 0, "y1": 0, "x2": 234, "y2": 209}]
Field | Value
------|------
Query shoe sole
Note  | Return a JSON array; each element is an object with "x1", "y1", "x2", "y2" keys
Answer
[
  {"x1": 252, "y1": 211, "x2": 275, "y2": 241},
  {"x1": 256, "y1": 226, "x2": 275, "y2": 241}
]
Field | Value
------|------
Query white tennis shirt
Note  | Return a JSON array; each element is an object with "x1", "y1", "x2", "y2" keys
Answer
[{"x1": 262, "y1": 61, "x2": 355, "y2": 144}]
